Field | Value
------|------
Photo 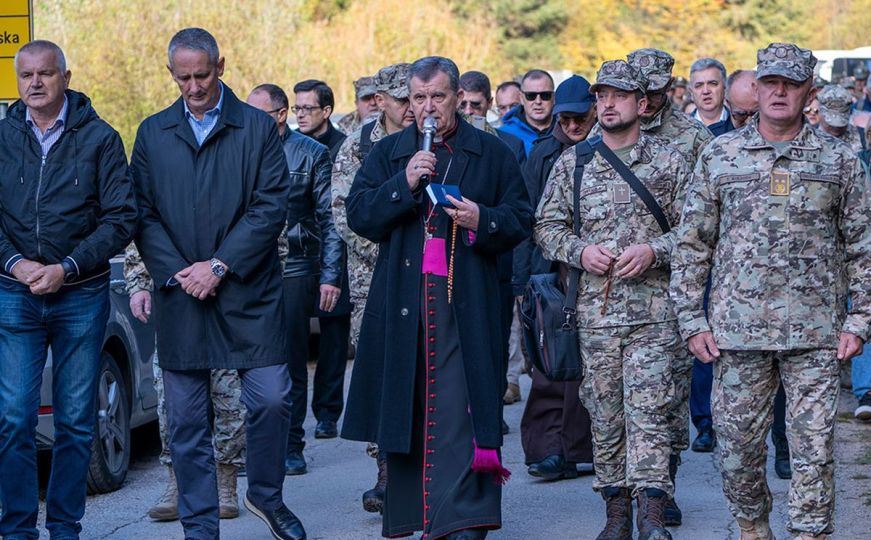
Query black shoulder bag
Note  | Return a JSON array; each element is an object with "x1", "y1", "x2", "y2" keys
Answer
[{"x1": 519, "y1": 139, "x2": 595, "y2": 382}]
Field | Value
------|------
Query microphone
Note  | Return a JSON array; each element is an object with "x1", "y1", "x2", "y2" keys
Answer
[{"x1": 420, "y1": 116, "x2": 438, "y2": 185}]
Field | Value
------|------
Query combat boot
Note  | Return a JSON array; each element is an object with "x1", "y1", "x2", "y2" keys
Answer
[
  {"x1": 217, "y1": 463, "x2": 240, "y2": 519},
  {"x1": 362, "y1": 454, "x2": 387, "y2": 513},
  {"x1": 636, "y1": 488, "x2": 673, "y2": 540},
  {"x1": 147, "y1": 464, "x2": 179, "y2": 521},
  {"x1": 595, "y1": 487, "x2": 633, "y2": 540},
  {"x1": 736, "y1": 517, "x2": 775, "y2": 540},
  {"x1": 772, "y1": 432, "x2": 791, "y2": 480},
  {"x1": 663, "y1": 455, "x2": 682, "y2": 526}
]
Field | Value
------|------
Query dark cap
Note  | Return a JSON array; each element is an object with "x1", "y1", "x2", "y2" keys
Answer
[
  {"x1": 552, "y1": 75, "x2": 595, "y2": 116},
  {"x1": 756, "y1": 43, "x2": 817, "y2": 82},
  {"x1": 590, "y1": 60, "x2": 648, "y2": 94},
  {"x1": 627, "y1": 48, "x2": 675, "y2": 91}
]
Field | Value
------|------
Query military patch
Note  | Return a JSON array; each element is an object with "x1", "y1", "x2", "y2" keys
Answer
[
  {"x1": 613, "y1": 183, "x2": 632, "y2": 204},
  {"x1": 770, "y1": 171, "x2": 790, "y2": 196}
]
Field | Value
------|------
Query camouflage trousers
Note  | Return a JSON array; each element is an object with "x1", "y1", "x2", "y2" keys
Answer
[
  {"x1": 153, "y1": 351, "x2": 246, "y2": 467},
  {"x1": 579, "y1": 321, "x2": 678, "y2": 497},
  {"x1": 350, "y1": 294, "x2": 368, "y2": 348},
  {"x1": 667, "y1": 347, "x2": 694, "y2": 456},
  {"x1": 713, "y1": 349, "x2": 839, "y2": 536}
]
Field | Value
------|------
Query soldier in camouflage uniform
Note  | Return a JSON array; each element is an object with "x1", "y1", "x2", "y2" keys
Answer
[
  {"x1": 337, "y1": 75, "x2": 379, "y2": 134},
  {"x1": 627, "y1": 47, "x2": 714, "y2": 526},
  {"x1": 535, "y1": 60, "x2": 690, "y2": 540},
  {"x1": 670, "y1": 43, "x2": 871, "y2": 540},
  {"x1": 331, "y1": 62, "x2": 413, "y2": 514},
  {"x1": 816, "y1": 84, "x2": 866, "y2": 153},
  {"x1": 123, "y1": 243, "x2": 246, "y2": 521}
]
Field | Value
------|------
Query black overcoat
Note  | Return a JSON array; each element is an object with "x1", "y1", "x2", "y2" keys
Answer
[
  {"x1": 131, "y1": 85, "x2": 291, "y2": 370},
  {"x1": 341, "y1": 117, "x2": 533, "y2": 451}
]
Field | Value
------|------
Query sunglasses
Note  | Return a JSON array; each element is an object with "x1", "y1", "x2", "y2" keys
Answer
[
  {"x1": 523, "y1": 91, "x2": 553, "y2": 101},
  {"x1": 803, "y1": 107, "x2": 819, "y2": 114}
]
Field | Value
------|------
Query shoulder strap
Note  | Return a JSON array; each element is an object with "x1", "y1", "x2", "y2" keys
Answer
[
  {"x1": 858, "y1": 125, "x2": 868, "y2": 152},
  {"x1": 561, "y1": 140, "x2": 597, "y2": 316},
  {"x1": 358, "y1": 121, "x2": 377, "y2": 162},
  {"x1": 591, "y1": 136, "x2": 671, "y2": 234}
]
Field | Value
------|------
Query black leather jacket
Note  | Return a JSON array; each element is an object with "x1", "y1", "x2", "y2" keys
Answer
[{"x1": 281, "y1": 129, "x2": 341, "y2": 285}]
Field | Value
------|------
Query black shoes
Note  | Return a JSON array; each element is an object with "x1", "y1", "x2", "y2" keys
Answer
[
  {"x1": 285, "y1": 450, "x2": 307, "y2": 475},
  {"x1": 663, "y1": 454, "x2": 682, "y2": 527},
  {"x1": 691, "y1": 425, "x2": 716, "y2": 452},
  {"x1": 314, "y1": 420, "x2": 338, "y2": 439},
  {"x1": 527, "y1": 454, "x2": 578, "y2": 481},
  {"x1": 244, "y1": 494, "x2": 306, "y2": 540}
]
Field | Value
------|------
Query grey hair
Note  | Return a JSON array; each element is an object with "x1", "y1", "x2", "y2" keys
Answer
[
  {"x1": 726, "y1": 69, "x2": 756, "y2": 91},
  {"x1": 408, "y1": 56, "x2": 460, "y2": 93},
  {"x1": 168, "y1": 28, "x2": 219, "y2": 67},
  {"x1": 690, "y1": 58, "x2": 727, "y2": 83},
  {"x1": 14, "y1": 40, "x2": 67, "y2": 72}
]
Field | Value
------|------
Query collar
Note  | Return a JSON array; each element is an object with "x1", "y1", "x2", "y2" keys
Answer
[
  {"x1": 25, "y1": 95, "x2": 68, "y2": 132},
  {"x1": 740, "y1": 116, "x2": 823, "y2": 155},
  {"x1": 183, "y1": 81, "x2": 224, "y2": 120},
  {"x1": 313, "y1": 120, "x2": 335, "y2": 146},
  {"x1": 641, "y1": 101, "x2": 671, "y2": 131},
  {"x1": 592, "y1": 133, "x2": 654, "y2": 173},
  {"x1": 390, "y1": 114, "x2": 482, "y2": 160},
  {"x1": 694, "y1": 106, "x2": 728, "y2": 124}
]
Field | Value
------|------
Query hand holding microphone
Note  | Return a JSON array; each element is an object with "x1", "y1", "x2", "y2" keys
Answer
[{"x1": 406, "y1": 116, "x2": 438, "y2": 191}]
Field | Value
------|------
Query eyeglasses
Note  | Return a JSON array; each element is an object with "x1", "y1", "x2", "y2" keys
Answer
[
  {"x1": 730, "y1": 109, "x2": 757, "y2": 120},
  {"x1": 803, "y1": 107, "x2": 819, "y2": 114},
  {"x1": 523, "y1": 91, "x2": 553, "y2": 101},
  {"x1": 291, "y1": 105, "x2": 323, "y2": 115},
  {"x1": 265, "y1": 108, "x2": 285, "y2": 115}
]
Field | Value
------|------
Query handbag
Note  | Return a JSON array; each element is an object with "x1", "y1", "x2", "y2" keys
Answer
[{"x1": 519, "y1": 139, "x2": 595, "y2": 382}]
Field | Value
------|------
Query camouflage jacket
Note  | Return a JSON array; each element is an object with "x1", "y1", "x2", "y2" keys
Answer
[
  {"x1": 642, "y1": 101, "x2": 713, "y2": 165},
  {"x1": 123, "y1": 242, "x2": 153, "y2": 295},
  {"x1": 823, "y1": 124, "x2": 864, "y2": 154},
  {"x1": 337, "y1": 111, "x2": 362, "y2": 135},
  {"x1": 670, "y1": 119, "x2": 871, "y2": 350},
  {"x1": 534, "y1": 134, "x2": 690, "y2": 328},
  {"x1": 331, "y1": 114, "x2": 389, "y2": 298}
]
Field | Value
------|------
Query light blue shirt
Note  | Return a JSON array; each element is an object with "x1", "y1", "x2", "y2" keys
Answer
[
  {"x1": 25, "y1": 95, "x2": 68, "y2": 157},
  {"x1": 183, "y1": 82, "x2": 224, "y2": 146}
]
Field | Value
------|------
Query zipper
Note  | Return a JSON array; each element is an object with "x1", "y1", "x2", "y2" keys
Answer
[{"x1": 35, "y1": 154, "x2": 46, "y2": 258}]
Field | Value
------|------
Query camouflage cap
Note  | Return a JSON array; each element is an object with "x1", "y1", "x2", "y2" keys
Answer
[
  {"x1": 839, "y1": 76, "x2": 856, "y2": 90},
  {"x1": 627, "y1": 48, "x2": 674, "y2": 91},
  {"x1": 855, "y1": 65, "x2": 870, "y2": 82},
  {"x1": 589, "y1": 60, "x2": 648, "y2": 94},
  {"x1": 813, "y1": 75, "x2": 829, "y2": 89},
  {"x1": 375, "y1": 63, "x2": 411, "y2": 99},
  {"x1": 817, "y1": 84, "x2": 853, "y2": 128},
  {"x1": 674, "y1": 76, "x2": 688, "y2": 88},
  {"x1": 756, "y1": 43, "x2": 817, "y2": 82},
  {"x1": 353, "y1": 76, "x2": 377, "y2": 99}
]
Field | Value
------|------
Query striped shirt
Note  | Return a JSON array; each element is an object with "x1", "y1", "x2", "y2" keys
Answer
[
  {"x1": 25, "y1": 95, "x2": 68, "y2": 157},
  {"x1": 184, "y1": 82, "x2": 224, "y2": 146}
]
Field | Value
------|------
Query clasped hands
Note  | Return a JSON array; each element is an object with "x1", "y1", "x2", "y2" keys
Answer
[
  {"x1": 174, "y1": 260, "x2": 226, "y2": 301},
  {"x1": 581, "y1": 243, "x2": 654, "y2": 279},
  {"x1": 11, "y1": 259, "x2": 64, "y2": 295}
]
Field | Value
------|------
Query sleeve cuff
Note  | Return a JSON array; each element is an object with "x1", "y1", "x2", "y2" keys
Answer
[
  {"x1": 842, "y1": 315, "x2": 871, "y2": 343},
  {"x1": 648, "y1": 238, "x2": 670, "y2": 269},
  {"x1": 679, "y1": 314, "x2": 711, "y2": 342},
  {"x1": 565, "y1": 238, "x2": 589, "y2": 270},
  {"x1": 5, "y1": 254, "x2": 24, "y2": 274}
]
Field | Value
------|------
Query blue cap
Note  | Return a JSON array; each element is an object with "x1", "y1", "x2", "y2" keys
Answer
[{"x1": 552, "y1": 75, "x2": 595, "y2": 116}]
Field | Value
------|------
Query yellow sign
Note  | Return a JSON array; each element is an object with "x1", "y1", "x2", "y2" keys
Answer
[{"x1": 1, "y1": 0, "x2": 33, "y2": 101}]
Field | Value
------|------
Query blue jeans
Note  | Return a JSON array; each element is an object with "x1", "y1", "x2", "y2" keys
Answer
[
  {"x1": 853, "y1": 346, "x2": 871, "y2": 399},
  {"x1": 0, "y1": 277, "x2": 110, "y2": 540}
]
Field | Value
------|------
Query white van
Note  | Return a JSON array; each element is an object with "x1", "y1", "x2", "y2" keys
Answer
[{"x1": 814, "y1": 47, "x2": 871, "y2": 83}]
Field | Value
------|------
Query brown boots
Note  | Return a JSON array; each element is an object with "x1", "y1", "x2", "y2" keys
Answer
[
  {"x1": 596, "y1": 487, "x2": 633, "y2": 540},
  {"x1": 148, "y1": 465, "x2": 179, "y2": 521},
  {"x1": 147, "y1": 463, "x2": 240, "y2": 521},
  {"x1": 636, "y1": 488, "x2": 673, "y2": 540},
  {"x1": 217, "y1": 463, "x2": 240, "y2": 519},
  {"x1": 736, "y1": 517, "x2": 775, "y2": 540},
  {"x1": 362, "y1": 454, "x2": 388, "y2": 513}
]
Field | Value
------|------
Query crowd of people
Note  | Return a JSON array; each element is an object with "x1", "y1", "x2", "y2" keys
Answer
[{"x1": 0, "y1": 25, "x2": 870, "y2": 540}]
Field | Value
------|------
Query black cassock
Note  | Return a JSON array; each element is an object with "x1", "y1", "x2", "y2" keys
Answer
[{"x1": 344, "y1": 118, "x2": 532, "y2": 539}]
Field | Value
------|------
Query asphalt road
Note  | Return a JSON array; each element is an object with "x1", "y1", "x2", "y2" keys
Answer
[{"x1": 29, "y1": 362, "x2": 871, "y2": 539}]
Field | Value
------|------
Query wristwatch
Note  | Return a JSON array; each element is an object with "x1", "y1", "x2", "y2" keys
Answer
[
  {"x1": 60, "y1": 258, "x2": 78, "y2": 283},
  {"x1": 210, "y1": 258, "x2": 227, "y2": 279}
]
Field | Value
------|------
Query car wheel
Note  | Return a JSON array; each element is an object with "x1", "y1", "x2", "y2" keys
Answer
[{"x1": 87, "y1": 352, "x2": 131, "y2": 494}]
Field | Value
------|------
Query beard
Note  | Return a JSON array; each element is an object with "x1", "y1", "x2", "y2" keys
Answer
[{"x1": 599, "y1": 116, "x2": 636, "y2": 134}]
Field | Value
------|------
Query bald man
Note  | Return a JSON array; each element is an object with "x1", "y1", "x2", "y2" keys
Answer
[{"x1": 725, "y1": 70, "x2": 758, "y2": 129}]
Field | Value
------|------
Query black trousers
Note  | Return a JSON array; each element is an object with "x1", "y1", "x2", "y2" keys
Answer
[
  {"x1": 164, "y1": 365, "x2": 291, "y2": 540},
  {"x1": 284, "y1": 276, "x2": 350, "y2": 452}
]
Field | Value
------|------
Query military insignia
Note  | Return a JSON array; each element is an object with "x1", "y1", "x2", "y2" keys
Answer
[
  {"x1": 639, "y1": 56, "x2": 651, "y2": 67},
  {"x1": 613, "y1": 183, "x2": 631, "y2": 204},
  {"x1": 770, "y1": 171, "x2": 790, "y2": 196}
]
